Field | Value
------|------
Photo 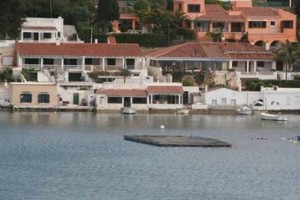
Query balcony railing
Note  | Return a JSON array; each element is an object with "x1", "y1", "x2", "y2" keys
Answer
[
  {"x1": 23, "y1": 64, "x2": 131, "y2": 72},
  {"x1": 63, "y1": 65, "x2": 83, "y2": 71},
  {"x1": 24, "y1": 64, "x2": 41, "y2": 70},
  {"x1": 43, "y1": 65, "x2": 62, "y2": 72},
  {"x1": 240, "y1": 71, "x2": 277, "y2": 80}
]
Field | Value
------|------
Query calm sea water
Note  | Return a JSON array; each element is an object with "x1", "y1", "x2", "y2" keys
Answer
[{"x1": 0, "y1": 112, "x2": 299, "y2": 200}]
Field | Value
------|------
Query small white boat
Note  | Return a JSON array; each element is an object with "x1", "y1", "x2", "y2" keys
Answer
[
  {"x1": 236, "y1": 106, "x2": 252, "y2": 115},
  {"x1": 0, "y1": 99, "x2": 12, "y2": 108},
  {"x1": 260, "y1": 112, "x2": 287, "y2": 121},
  {"x1": 176, "y1": 109, "x2": 190, "y2": 115},
  {"x1": 122, "y1": 107, "x2": 136, "y2": 115}
]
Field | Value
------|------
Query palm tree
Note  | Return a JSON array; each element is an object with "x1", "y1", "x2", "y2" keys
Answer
[{"x1": 275, "y1": 40, "x2": 300, "y2": 83}]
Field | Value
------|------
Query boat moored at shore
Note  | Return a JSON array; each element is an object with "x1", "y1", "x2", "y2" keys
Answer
[
  {"x1": 260, "y1": 112, "x2": 287, "y2": 121},
  {"x1": 236, "y1": 106, "x2": 252, "y2": 115}
]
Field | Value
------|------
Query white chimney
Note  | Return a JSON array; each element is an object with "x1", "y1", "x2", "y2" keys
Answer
[{"x1": 55, "y1": 39, "x2": 61, "y2": 46}]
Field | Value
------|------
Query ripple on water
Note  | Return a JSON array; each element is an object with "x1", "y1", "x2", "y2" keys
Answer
[{"x1": 0, "y1": 112, "x2": 299, "y2": 200}]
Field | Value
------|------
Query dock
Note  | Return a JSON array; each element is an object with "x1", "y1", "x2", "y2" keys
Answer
[{"x1": 124, "y1": 135, "x2": 231, "y2": 147}]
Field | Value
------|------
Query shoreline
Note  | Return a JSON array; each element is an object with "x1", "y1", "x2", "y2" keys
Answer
[{"x1": 2, "y1": 107, "x2": 300, "y2": 114}]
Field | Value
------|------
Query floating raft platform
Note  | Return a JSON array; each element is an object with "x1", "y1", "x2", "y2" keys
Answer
[{"x1": 124, "y1": 135, "x2": 231, "y2": 147}]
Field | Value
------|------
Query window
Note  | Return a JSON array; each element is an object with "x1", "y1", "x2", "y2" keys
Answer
[
  {"x1": 270, "y1": 21, "x2": 275, "y2": 26},
  {"x1": 20, "y1": 93, "x2": 32, "y2": 103},
  {"x1": 43, "y1": 59, "x2": 54, "y2": 65},
  {"x1": 231, "y1": 22, "x2": 244, "y2": 32},
  {"x1": 232, "y1": 61, "x2": 238, "y2": 67},
  {"x1": 38, "y1": 93, "x2": 50, "y2": 103},
  {"x1": 248, "y1": 21, "x2": 266, "y2": 28},
  {"x1": 133, "y1": 97, "x2": 147, "y2": 104},
  {"x1": 221, "y1": 98, "x2": 227, "y2": 105},
  {"x1": 58, "y1": 32, "x2": 61, "y2": 37},
  {"x1": 188, "y1": 4, "x2": 200, "y2": 13},
  {"x1": 108, "y1": 97, "x2": 122, "y2": 104},
  {"x1": 85, "y1": 58, "x2": 92, "y2": 65},
  {"x1": 212, "y1": 99, "x2": 217, "y2": 105},
  {"x1": 126, "y1": 59, "x2": 135, "y2": 69},
  {"x1": 282, "y1": 21, "x2": 293, "y2": 29},
  {"x1": 257, "y1": 61, "x2": 265, "y2": 67},
  {"x1": 24, "y1": 58, "x2": 39, "y2": 64},
  {"x1": 230, "y1": 99, "x2": 236, "y2": 106},
  {"x1": 64, "y1": 59, "x2": 77, "y2": 65},
  {"x1": 23, "y1": 32, "x2": 31, "y2": 39},
  {"x1": 43, "y1": 33, "x2": 51, "y2": 39},
  {"x1": 107, "y1": 59, "x2": 116, "y2": 65},
  {"x1": 178, "y1": 4, "x2": 182, "y2": 11}
]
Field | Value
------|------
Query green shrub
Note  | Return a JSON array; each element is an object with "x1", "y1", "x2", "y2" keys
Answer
[
  {"x1": 182, "y1": 77, "x2": 195, "y2": 86},
  {"x1": 0, "y1": 67, "x2": 13, "y2": 82},
  {"x1": 246, "y1": 79, "x2": 300, "y2": 91}
]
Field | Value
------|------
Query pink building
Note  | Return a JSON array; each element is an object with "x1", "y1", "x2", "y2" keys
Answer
[{"x1": 173, "y1": 0, "x2": 297, "y2": 49}]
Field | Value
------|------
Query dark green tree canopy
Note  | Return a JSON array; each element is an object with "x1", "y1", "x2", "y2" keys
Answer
[
  {"x1": 0, "y1": 0, "x2": 23, "y2": 39},
  {"x1": 295, "y1": 0, "x2": 300, "y2": 18},
  {"x1": 21, "y1": 0, "x2": 95, "y2": 25},
  {"x1": 95, "y1": 0, "x2": 120, "y2": 33},
  {"x1": 96, "y1": 0, "x2": 120, "y2": 22}
]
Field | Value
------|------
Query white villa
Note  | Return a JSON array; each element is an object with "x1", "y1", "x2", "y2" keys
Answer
[
  {"x1": 20, "y1": 17, "x2": 80, "y2": 43},
  {"x1": 16, "y1": 42, "x2": 146, "y2": 82},
  {"x1": 146, "y1": 42, "x2": 279, "y2": 88}
]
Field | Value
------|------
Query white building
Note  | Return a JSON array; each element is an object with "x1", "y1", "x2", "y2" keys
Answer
[
  {"x1": 95, "y1": 83, "x2": 184, "y2": 111},
  {"x1": 197, "y1": 86, "x2": 300, "y2": 111},
  {"x1": 20, "y1": 17, "x2": 81, "y2": 43},
  {"x1": 20, "y1": 17, "x2": 64, "y2": 43},
  {"x1": 16, "y1": 42, "x2": 146, "y2": 82}
]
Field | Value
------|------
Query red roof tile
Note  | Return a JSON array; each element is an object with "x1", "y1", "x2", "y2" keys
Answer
[
  {"x1": 237, "y1": 7, "x2": 280, "y2": 17},
  {"x1": 17, "y1": 42, "x2": 143, "y2": 57},
  {"x1": 146, "y1": 42, "x2": 207, "y2": 58},
  {"x1": 228, "y1": 53, "x2": 275, "y2": 60},
  {"x1": 147, "y1": 86, "x2": 184, "y2": 94},
  {"x1": 196, "y1": 5, "x2": 245, "y2": 22},
  {"x1": 146, "y1": 42, "x2": 274, "y2": 61},
  {"x1": 97, "y1": 89, "x2": 147, "y2": 97}
]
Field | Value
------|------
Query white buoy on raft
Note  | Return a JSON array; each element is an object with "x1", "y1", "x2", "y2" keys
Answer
[{"x1": 160, "y1": 125, "x2": 165, "y2": 129}]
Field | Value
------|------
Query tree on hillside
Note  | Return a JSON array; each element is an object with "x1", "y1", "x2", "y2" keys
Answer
[
  {"x1": 95, "y1": 0, "x2": 120, "y2": 33},
  {"x1": 138, "y1": 8, "x2": 186, "y2": 34},
  {"x1": 276, "y1": 40, "x2": 300, "y2": 82},
  {"x1": 22, "y1": 0, "x2": 94, "y2": 25},
  {"x1": 0, "y1": 0, "x2": 23, "y2": 39},
  {"x1": 148, "y1": 0, "x2": 167, "y2": 10},
  {"x1": 295, "y1": 0, "x2": 300, "y2": 18},
  {"x1": 134, "y1": 0, "x2": 150, "y2": 12}
]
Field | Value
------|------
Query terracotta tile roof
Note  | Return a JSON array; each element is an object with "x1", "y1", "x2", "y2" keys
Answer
[
  {"x1": 237, "y1": 7, "x2": 280, "y2": 17},
  {"x1": 97, "y1": 85, "x2": 184, "y2": 96},
  {"x1": 145, "y1": 42, "x2": 274, "y2": 61},
  {"x1": 196, "y1": 5, "x2": 244, "y2": 21},
  {"x1": 147, "y1": 85, "x2": 184, "y2": 94},
  {"x1": 97, "y1": 89, "x2": 147, "y2": 97},
  {"x1": 22, "y1": 26, "x2": 57, "y2": 31},
  {"x1": 17, "y1": 42, "x2": 143, "y2": 57},
  {"x1": 228, "y1": 53, "x2": 275, "y2": 60},
  {"x1": 146, "y1": 42, "x2": 207, "y2": 58},
  {"x1": 201, "y1": 43, "x2": 229, "y2": 59}
]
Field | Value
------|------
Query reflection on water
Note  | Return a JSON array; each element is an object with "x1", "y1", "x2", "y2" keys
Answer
[{"x1": 0, "y1": 112, "x2": 299, "y2": 200}]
